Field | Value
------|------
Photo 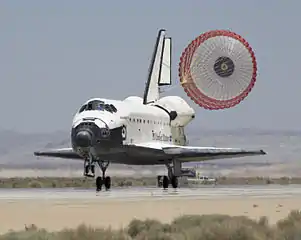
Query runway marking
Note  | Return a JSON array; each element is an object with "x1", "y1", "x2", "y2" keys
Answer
[{"x1": 0, "y1": 186, "x2": 300, "y2": 201}]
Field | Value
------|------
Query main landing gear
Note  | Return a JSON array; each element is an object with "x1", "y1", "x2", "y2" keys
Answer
[
  {"x1": 83, "y1": 157, "x2": 111, "y2": 192},
  {"x1": 157, "y1": 161, "x2": 181, "y2": 189},
  {"x1": 84, "y1": 157, "x2": 181, "y2": 191}
]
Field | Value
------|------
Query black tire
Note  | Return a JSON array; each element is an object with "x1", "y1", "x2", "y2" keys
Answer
[
  {"x1": 163, "y1": 176, "x2": 169, "y2": 189},
  {"x1": 157, "y1": 176, "x2": 162, "y2": 187},
  {"x1": 96, "y1": 176, "x2": 102, "y2": 191},
  {"x1": 104, "y1": 176, "x2": 111, "y2": 190},
  {"x1": 171, "y1": 176, "x2": 178, "y2": 188}
]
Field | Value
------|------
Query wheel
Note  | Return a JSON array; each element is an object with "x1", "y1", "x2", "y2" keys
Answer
[
  {"x1": 96, "y1": 176, "x2": 102, "y2": 191},
  {"x1": 171, "y1": 176, "x2": 178, "y2": 188},
  {"x1": 157, "y1": 176, "x2": 162, "y2": 187},
  {"x1": 104, "y1": 176, "x2": 111, "y2": 190},
  {"x1": 162, "y1": 176, "x2": 169, "y2": 189}
]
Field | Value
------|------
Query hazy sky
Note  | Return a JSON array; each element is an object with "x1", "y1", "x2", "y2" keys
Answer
[{"x1": 0, "y1": 1, "x2": 299, "y2": 133}]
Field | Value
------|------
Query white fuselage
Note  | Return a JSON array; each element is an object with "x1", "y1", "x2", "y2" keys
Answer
[{"x1": 71, "y1": 96, "x2": 195, "y2": 160}]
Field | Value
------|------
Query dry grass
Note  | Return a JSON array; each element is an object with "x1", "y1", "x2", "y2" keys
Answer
[
  {"x1": 0, "y1": 176, "x2": 300, "y2": 189},
  {"x1": 1, "y1": 210, "x2": 301, "y2": 239}
]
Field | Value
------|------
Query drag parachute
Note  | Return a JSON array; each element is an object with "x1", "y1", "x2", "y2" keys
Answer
[{"x1": 178, "y1": 30, "x2": 257, "y2": 110}]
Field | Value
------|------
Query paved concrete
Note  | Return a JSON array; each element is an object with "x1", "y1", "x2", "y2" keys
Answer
[{"x1": 0, "y1": 185, "x2": 300, "y2": 201}]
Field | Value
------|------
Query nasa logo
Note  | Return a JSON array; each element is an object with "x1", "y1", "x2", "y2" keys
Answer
[{"x1": 121, "y1": 126, "x2": 127, "y2": 140}]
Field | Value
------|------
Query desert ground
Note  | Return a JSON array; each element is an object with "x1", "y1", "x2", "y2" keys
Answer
[{"x1": 1, "y1": 197, "x2": 300, "y2": 234}]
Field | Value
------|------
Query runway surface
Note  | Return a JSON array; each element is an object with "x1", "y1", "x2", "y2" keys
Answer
[
  {"x1": 1, "y1": 185, "x2": 301, "y2": 233},
  {"x1": 0, "y1": 185, "x2": 301, "y2": 201}
]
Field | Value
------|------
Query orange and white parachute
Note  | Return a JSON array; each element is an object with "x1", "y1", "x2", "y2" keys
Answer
[{"x1": 178, "y1": 30, "x2": 257, "y2": 110}]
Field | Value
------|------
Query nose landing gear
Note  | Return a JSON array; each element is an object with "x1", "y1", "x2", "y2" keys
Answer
[
  {"x1": 83, "y1": 155, "x2": 111, "y2": 192},
  {"x1": 95, "y1": 161, "x2": 111, "y2": 192}
]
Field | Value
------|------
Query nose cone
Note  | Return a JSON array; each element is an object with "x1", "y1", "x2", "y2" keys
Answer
[{"x1": 75, "y1": 130, "x2": 92, "y2": 148}]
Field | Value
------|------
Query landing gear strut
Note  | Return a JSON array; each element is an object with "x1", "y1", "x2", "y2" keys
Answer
[
  {"x1": 157, "y1": 160, "x2": 181, "y2": 189},
  {"x1": 95, "y1": 161, "x2": 111, "y2": 192},
  {"x1": 84, "y1": 155, "x2": 95, "y2": 178}
]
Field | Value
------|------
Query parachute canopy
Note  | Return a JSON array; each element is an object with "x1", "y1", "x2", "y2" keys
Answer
[{"x1": 179, "y1": 30, "x2": 257, "y2": 110}]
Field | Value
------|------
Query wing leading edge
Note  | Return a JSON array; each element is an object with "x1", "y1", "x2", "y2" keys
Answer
[
  {"x1": 132, "y1": 142, "x2": 266, "y2": 162},
  {"x1": 162, "y1": 146, "x2": 266, "y2": 162},
  {"x1": 34, "y1": 148, "x2": 82, "y2": 160}
]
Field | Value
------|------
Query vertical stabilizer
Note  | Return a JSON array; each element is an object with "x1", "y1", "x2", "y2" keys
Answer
[
  {"x1": 158, "y1": 37, "x2": 171, "y2": 86},
  {"x1": 143, "y1": 29, "x2": 171, "y2": 104}
]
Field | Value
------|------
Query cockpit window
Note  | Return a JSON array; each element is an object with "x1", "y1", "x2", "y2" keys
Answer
[
  {"x1": 78, "y1": 100, "x2": 117, "y2": 113},
  {"x1": 110, "y1": 104, "x2": 117, "y2": 113},
  {"x1": 79, "y1": 104, "x2": 86, "y2": 113}
]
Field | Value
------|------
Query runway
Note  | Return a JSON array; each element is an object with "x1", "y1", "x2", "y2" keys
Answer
[
  {"x1": 0, "y1": 185, "x2": 301, "y2": 201},
  {"x1": 1, "y1": 185, "x2": 301, "y2": 233}
]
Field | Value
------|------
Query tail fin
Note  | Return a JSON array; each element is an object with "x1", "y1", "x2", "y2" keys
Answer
[
  {"x1": 158, "y1": 37, "x2": 171, "y2": 86},
  {"x1": 143, "y1": 29, "x2": 172, "y2": 104}
]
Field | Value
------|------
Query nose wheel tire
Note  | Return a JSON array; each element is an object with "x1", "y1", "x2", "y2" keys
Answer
[
  {"x1": 104, "y1": 176, "x2": 111, "y2": 190},
  {"x1": 96, "y1": 176, "x2": 111, "y2": 192},
  {"x1": 96, "y1": 176, "x2": 102, "y2": 192}
]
